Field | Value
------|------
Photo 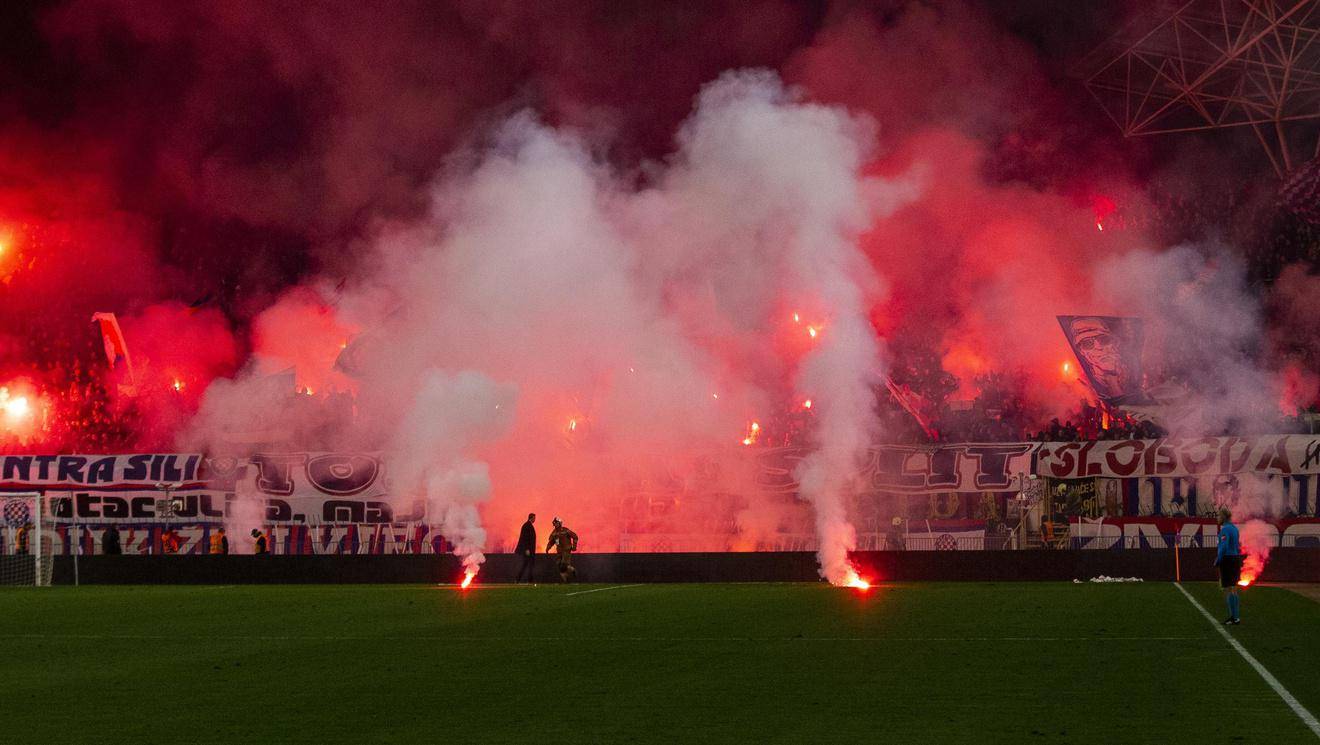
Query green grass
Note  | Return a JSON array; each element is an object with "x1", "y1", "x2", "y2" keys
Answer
[{"x1": 2, "y1": 581, "x2": 1317, "y2": 744}]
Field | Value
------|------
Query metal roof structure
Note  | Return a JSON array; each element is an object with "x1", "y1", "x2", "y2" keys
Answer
[{"x1": 1083, "y1": 0, "x2": 1320, "y2": 177}]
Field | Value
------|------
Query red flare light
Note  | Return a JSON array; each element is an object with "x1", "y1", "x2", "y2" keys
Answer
[
  {"x1": 172, "y1": 379, "x2": 184, "y2": 392},
  {"x1": 807, "y1": 325, "x2": 819, "y2": 339},
  {"x1": 741, "y1": 420, "x2": 761, "y2": 446},
  {"x1": 1238, "y1": 554, "x2": 1264, "y2": 587},
  {"x1": 843, "y1": 567, "x2": 871, "y2": 591},
  {"x1": 792, "y1": 312, "x2": 801, "y2": 323},
  {"x1": 0, "y1": 388, "x2": 30, "y2": 422},
  {"x1": 460, "y1": 569, "x2": 476, "y2": 589},
  {"x1": 802, "y1": 399, "x2": 812, "y2": 409}
]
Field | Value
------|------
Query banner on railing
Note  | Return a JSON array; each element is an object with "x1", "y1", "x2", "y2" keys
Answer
[
  {"x1": 12, "y1": 521, "x2": 456, "y2": 557},
  {"x1": 0, "y1": 441, "x2": 1317, "y2": 552},
  {"x1": 1068, "y1": 517, "x2": 1320, "y2": 549},
  {"x1": 1037, "y1": 436, "x2": 1320, "y2": 480},
  {"x1": 903, "y1": 520, "x2": 988, "y2": 550}
]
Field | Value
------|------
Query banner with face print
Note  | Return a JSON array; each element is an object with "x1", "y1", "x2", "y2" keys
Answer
[{"x1": 1058, "y1": 315, "x2": 1146, "y2": 405}]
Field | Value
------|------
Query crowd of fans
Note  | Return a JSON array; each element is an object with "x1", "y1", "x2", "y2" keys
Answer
[{"x1": 5, "y1": 182, "x2": 1320, "y2": 454}]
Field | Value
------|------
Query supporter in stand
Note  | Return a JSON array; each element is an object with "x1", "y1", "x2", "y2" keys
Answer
[
  {"x1": 161, "y1": 529, "x2": 182, "y2": 554},
  {"x1": 102, "y1": 524, "x2": 121, "y2": 555}
]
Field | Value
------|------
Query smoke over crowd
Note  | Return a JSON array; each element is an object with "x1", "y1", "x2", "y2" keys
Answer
[{"x1": 0, "y1": 1, "x2": 1316, "y2": 574}]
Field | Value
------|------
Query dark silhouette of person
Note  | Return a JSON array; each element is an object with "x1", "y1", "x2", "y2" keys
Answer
[
  {"x1": 102, "y1": 525, "x2": 122, "y2": 555},
  {"x1": 514, "y1": 513, "x2": 537, "y2": 583}
]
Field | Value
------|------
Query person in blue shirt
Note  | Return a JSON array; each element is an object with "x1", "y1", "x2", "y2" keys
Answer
[{"x1": 1214, "y1": 508, "x2": 1242, "y2": 625}]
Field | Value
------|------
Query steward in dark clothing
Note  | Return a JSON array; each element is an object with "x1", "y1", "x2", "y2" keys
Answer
[
  {"x1": 515, "y1": 513, "x2": 537, "y2": 583},
  {"x1": 102, "y1": 525, "x2": 122, "y2": 555}
]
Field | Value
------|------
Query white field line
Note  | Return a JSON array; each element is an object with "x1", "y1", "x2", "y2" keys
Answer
[
  {"x1": 564, "y1": 584, "x2": 644, "y2": 597},
  {"x1": 1175, "y1": 582, "x2": 1320, "y2": 739},
  {"x1": 0, "y1": 633, "x2": 1207, "y2": 643}
]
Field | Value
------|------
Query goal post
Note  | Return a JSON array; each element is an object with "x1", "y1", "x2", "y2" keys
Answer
[{"x1": 2, "y1": 492, "x2": 54, "y2": 587}]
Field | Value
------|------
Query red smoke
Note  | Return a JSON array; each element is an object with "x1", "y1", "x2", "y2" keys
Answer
[{"x1": 0, "y1": 1, "x2": 1314, "y2": 570}]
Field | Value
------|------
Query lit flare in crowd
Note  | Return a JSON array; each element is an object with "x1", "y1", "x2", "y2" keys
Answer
[
  {"x1": 807, "y1": 325, "x2": 819, "y2": 339},
  {"x1": 2, "y1": 391, "x2": 31, "y2": 422},
  {"x1": 803, "y1": 399, "x2": 812, "y2": 409},
  {"x1": 741, "y1": 420, "x2": 760, "y2": 446}
]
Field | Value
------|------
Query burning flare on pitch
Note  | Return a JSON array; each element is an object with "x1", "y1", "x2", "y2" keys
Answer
[
  {"x1": 842, "y1": 566, "x2": 871, "y2": 590},
  {"x1": 1236, "y1": 519, "x2": 1274, "y2": 588},
  {"x1": 460, "y1": 568, "x2": 477, "y2": 589},
  {"x1": 1238, "y1": 554, "x2": 1264, "y2": 587}
]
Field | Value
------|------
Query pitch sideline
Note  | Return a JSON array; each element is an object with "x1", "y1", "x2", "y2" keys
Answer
[
  {"x1": 565, "y1": 584, "x2": 644, "y2": 597},
  {"x1": 1175, "y1": 582, "x2": 1320, "y2": 739}
]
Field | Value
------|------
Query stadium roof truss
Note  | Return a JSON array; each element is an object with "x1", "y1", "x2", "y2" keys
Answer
[{"x1": 1084, "y1": 0, "x2": 1320, "y2": 177}]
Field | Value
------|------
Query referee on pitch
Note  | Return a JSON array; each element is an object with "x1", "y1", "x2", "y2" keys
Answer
[{"x1": 1214, "y1": 508, "x2": 1242, "y2": 625}]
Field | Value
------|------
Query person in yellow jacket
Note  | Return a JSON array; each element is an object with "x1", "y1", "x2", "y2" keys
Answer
[
  {"x1": 209, "y1": 527, "x2": 229, "y2": 555},
  {"x1": 250, "y1": 528, "x2": 269, "y2": 555},
  {"x1": 545, "y1": 517, "x2": 578, "y2": 583}
]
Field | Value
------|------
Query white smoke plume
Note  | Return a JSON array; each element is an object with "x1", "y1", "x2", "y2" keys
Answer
[
  {"x1": 1092, "y1": 243, "x2": 1282, "y2": 435},
  {"x1": 655, "y1": 71, "x2": 900, "y2": 583},
  {"x1": 387, "y1": 371, "x2": 516, "y2": 573},
  {"x1": 185, "y1": 70, "x2": 918, "y2": 580}
]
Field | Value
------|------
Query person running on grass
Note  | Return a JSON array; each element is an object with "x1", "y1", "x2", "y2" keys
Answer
[
  {"x1": 1214, "y1": 508, "x2": 1242, "y2": 625},
  {"x1": 545, "y1": 517, "x2": 578, "y2": 583}
]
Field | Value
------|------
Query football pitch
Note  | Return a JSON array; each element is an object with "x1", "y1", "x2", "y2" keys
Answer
[{"x1": 3, "y1": 582, "x2": 1319, "y2": 744}]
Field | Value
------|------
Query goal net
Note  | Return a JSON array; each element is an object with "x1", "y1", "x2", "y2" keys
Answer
[{"x1": 1, "y1": 493, "x2": 53, "y2": 587}]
